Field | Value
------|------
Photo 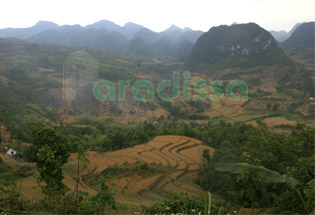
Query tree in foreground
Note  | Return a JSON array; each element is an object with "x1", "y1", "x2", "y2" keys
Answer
[
  {"x1": 26, "y1": 127, "x2": 69, "y2": 202},
  {"x1": 215, "y1": 163, "x2": 315, "y2": 215}
]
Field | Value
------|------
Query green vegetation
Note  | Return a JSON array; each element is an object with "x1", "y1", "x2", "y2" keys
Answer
[
  {"x1": 92, "y1": 181, "x2": 117, "y2": 212},
  {"x1": 24, "y1": 127, "x2": 70, "y2": 212},
  {"x1": 1, "y1": 119, "x2": 314, "y2": 214},
  {"x1": 196, "y1": 123, "x2": 314, "y2": 214},
  {"x1": 0, "y1": 22, "x2": 314, "y2": 214},
  {"x1": 186, "y1": 23, "x2": 293, "y2": 71},
  {"x1": 83, "y1": 162, "x2": 175, "y2": 188},
  {"x1": 0, "y1": 126, "x2": 118, "y2": 214},
  {"x1": 145, "y1": 192, "x2": 229, "y2": 215},
  {"x1": 215, "y1": 163, "x2": 314, "y2": 215},
  {"x1": 281, "y1": 22, "x2": 315, "y2": 65},
  {"x1": 160, "y1": 101, "x2": 210, "y2": 120},
  {"x1": 0, "y1": 158, "x2": 35, "y2": 214}
]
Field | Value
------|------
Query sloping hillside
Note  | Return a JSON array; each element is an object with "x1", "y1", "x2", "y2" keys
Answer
[
  {"x1": 13, "y1": 135, "x2": 214, "y2": 205},
  {"x1": 281, "y1": 22, "x2": 315, "y2": 67},
  {"x1": 79, "y1": 135, "x2": 214, "y2": 205},
  {"x1": 185, "y1": 23, "x2": 314, "y2": 98},
  {"x1": 186, "y1": 23, "x2": 292, "y2": 71}
]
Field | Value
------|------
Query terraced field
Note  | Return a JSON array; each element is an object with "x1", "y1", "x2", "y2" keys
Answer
[{"x1": 69, "y1": 135, "x2": 214, "y2": 205}]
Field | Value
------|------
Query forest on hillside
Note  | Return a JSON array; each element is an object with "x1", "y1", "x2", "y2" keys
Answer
[{"x1": 0, "y1": 119, "x2": 314, "y2": 214}]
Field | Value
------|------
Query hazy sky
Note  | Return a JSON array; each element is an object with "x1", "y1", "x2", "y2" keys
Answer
[{"x1": 1, "y1": 0, "x2": 314, "y2": 32}]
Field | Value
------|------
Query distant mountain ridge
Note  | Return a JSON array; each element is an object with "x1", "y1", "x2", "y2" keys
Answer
[
  {"x1": 269, "y1": 30, "x2": 290, "y2": 42},
  {"x1": 0, "y1": 20, "x2": 203, "y2": 58},
  {"x1": 85, "y1": 20, "x2": 146, "y2": 39},
  {"x1": 0, "y1": 21, "x2": 59, "y2": 39},
  {"x1": 28, "y1": 26, "x2": 129, "y2": 51},
  {"x1": 1, "y1": 20, "x2": 313, "y2": 60},
  {"x1": 269, "y1": 23, "x2": 303, "y2": 42}
]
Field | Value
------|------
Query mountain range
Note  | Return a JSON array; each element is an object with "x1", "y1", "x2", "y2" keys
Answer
[
  {"x1": 0, "y1": 16, "x2": 315, "y2": 215},
  {"x1": 269, "y1": 23, "x2": 303, "y2": 42},
  {"x1": 0, "y1": 20, "x2": 203, "y2": 58},
  {"x1": 281, "y1": 22, "x2": 315, "y2": 66},
  {"x1": 0, "y1": 20, "x2": 314, "y2": 130},
  {"x1": 2, "y1": 20, "x2": 312, "y2": 59},
  {"x1": 0, "y1": 20, "x2": 313, "y2": 68}
]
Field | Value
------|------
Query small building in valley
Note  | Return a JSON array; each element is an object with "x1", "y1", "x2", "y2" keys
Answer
[{"x1": 6, "y1": 148, "x2": 24, "y2": 160}]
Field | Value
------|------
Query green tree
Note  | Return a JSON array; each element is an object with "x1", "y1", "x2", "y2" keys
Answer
[
  {"x1": 215, "y1": 163, "x2": 314, "y2": 215},
  {"x1": 26, "y1": 127, "x2": 69, "y2": 199},
  {"x1": 93, "y1": 182, "x2": 117, "y2": 212},
  {"x1": 272, "y1": 103, "x2": 280, "y2": 111},
  {"x1": 75, "y1": 142, "x2": 89, "y2": 213},
  {"x1": 202, "y1": 149, "x2": 211, "y2": 162}
]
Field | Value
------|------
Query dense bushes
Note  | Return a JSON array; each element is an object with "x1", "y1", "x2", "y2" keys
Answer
[
  {"x1": 1, "y1": 119, "x2": 314, "y2": 214},
  {"x1": 145, "y1": 192, "x2": 231, "y2": 215},
  {"x1": 196, "y1": 123, "x2": 315, "y2": 214}
]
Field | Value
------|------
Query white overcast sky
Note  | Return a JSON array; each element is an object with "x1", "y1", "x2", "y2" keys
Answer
[{"x1": 1, "y1": 0, "x2": 314, "y2": 32}]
